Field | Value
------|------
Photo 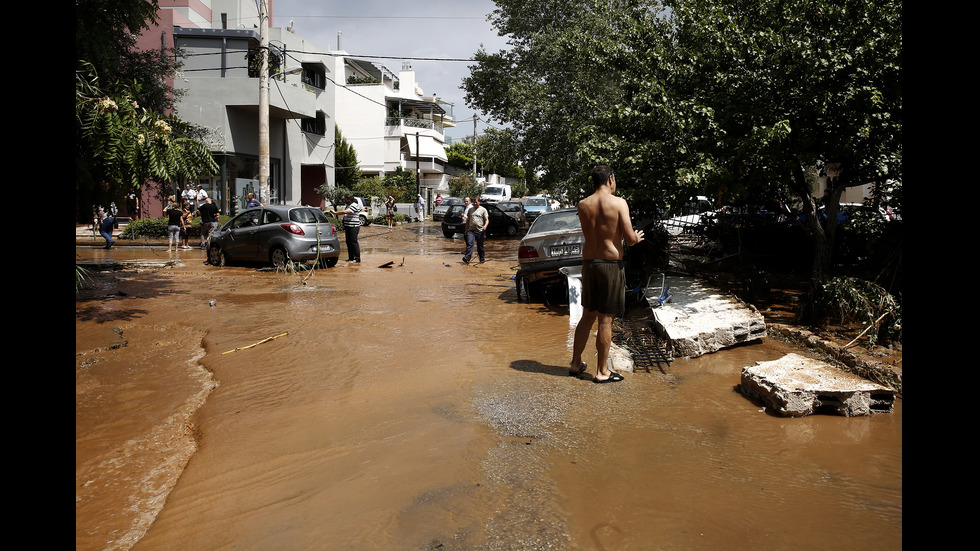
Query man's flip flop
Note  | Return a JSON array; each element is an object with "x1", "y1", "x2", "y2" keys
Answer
[
  {"x1": 569, "y1": 361, "x2": 587, "y2": 377},
  {"x1": 593, "y1": 372, "x2": 624, "y2": 384}
]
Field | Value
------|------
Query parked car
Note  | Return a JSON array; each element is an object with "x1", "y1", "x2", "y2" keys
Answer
[
  {"x1": 838, "y1": 202, "x2": 896, "y2": 223},
  {"x1": 441, "y1": 203, "x2": 521, "y2": 238},
  {"x1": 522, "y1": 196, "x2": 551, "y2": 223},
  {"x1": 662, "y1": 196, "x2": 717, "y2": 235},
  {"x1": 480, "y1": 184, "x2": 512, "y2": 204},
  {"x1": 353, "y1": 196, "x2": 372, "y2": 226},
  {"x1": 496, "y1": 200, "x2": 527, "y2": 227},
  {"x1": 432, "y1": 197, "x2": 463, "y2": 221},
  {"x1": 207, "y1": 205, "x2": 341, "y2": 268},
  {"x1": 515, "y1": 208, "x2": 584, "y2": 299}
]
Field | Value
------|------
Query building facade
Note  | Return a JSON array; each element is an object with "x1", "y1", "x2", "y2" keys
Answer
[
  {"x1": 331, "y1": 55, "x2": 453, "y2": 197},
  {"x1": 135, "y1": 1, "x2": 335, "y2": 217},
  {"x1": 133, "y1": 1, "x2": 454, "y2": 218}
]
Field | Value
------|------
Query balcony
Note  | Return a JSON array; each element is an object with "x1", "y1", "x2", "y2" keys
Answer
[{"x1": 385, "y1": 116, "x2": 444, "y2": 135}]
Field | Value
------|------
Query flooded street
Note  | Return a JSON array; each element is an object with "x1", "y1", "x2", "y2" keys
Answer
[{"x1": 76, "y1": 222, "x2": 901, "y2": 550}]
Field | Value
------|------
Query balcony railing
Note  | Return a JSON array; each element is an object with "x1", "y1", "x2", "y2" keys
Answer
[{"x1": 385, "y1": 116, "x2": 444, "y2": 134}]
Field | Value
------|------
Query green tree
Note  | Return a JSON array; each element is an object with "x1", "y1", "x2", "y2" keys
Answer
[
  {"x1": 76, "y1": 0, "x2": 219, "y2": 219},
  {"x1": 446, "y1": 142, "x2": 477, "y2": 171},
  {"x1": 76, "y1": 0, "x2": 177, "y2": 115},
  {"x1": 335, "y1": 125, "x2": 362, "y2": 189},
  {"x1": 659, "y1": 0, "x2": 902, "y2": 280},
  {"x1": 464, "y1": 0, "x2": 902, "y2": 280},
  {"x1": 448, "y1": 172, "x2": 484, "y2": 201},
  {"x1": 476, "y1": 128, "x2": 525, "y2": 180},
  {"x1": 76, "y1": 63, "x2": 218, "y2": 211},
  {"x1": 383, "y1": 167, "x2": 419, "y2": 200}
]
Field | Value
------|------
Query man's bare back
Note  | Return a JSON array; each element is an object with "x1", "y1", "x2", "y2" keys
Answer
[
  {"x1": 577, "y1": 174, "x2": 643, "y2": 259},
  {"x1": 569, "y1": 168, "x2": 643, "y2": 383}
]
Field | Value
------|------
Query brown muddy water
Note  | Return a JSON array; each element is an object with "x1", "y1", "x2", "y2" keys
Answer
[{"x1": 76, "y1": 222, "x2": 901, "y2": 551}]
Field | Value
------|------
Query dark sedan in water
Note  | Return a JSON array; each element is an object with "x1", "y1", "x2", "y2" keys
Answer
[
  {"x1": 207, "y1": 205, "x2": 341, "y2": 268},
  {"x1": 441, "y1": 203, "x2": 521, "y2": 238}
]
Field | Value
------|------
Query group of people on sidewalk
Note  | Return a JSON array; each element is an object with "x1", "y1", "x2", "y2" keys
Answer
[{"x1": 162, "y1": 195, "x2": 222, "y2": 252}]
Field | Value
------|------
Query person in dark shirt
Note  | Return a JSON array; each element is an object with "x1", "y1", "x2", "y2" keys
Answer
[
  {"x1": 98, "y1": 209, "x2": 116, "y2": 249},
  {"x1": 330, "y1": 195, "x2": 362, "y2": 263},
  {"x1": 198, "y1": 198, "x2": 220, "y2": 250},
  {"x1": 166, "y1": 201, "x2": 184, "y2": 252}
]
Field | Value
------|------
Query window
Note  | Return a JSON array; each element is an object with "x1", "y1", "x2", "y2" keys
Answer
[
  {"x1": 301, "y1": 111, "x2": 326, "y2": 136},
  {"x1": 302, "y1": 64, "x2": 326, "y2": 89}
]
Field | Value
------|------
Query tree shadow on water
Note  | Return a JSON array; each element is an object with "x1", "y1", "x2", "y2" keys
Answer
[{"x1": 75, "y1": 270, "x2": 183, "y2": 323}]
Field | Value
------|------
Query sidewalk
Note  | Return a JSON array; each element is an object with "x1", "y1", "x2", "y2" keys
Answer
[{"x1": 76, "y1": 223, "x2": 169, "y2": 247}]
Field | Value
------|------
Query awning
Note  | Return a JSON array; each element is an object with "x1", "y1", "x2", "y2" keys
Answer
[{"x1": 405, "y1": 135, "x2": 448, "y2": 162}]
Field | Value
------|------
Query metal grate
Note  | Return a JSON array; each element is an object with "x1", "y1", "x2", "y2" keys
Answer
[{"x1": 615, "y1": 314, "x2": 673, "y2": 373}]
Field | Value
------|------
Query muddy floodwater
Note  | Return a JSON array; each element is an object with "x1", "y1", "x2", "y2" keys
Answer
[{"x1": 76, "y1": 222, "x2": 901, "y2": 551}]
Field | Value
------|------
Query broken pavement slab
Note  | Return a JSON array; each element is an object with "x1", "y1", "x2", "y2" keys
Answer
[
  {"x1": 646, "y1": 276, "x2": 766, "y2": 358},
  {"x1": 738, "y1": 353, "x2": 895, "y2": 417}
]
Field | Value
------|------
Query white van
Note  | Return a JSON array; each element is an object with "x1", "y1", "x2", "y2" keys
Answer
[{"x1": 480, "y1": 184, "x2": 512, "y2": 204}]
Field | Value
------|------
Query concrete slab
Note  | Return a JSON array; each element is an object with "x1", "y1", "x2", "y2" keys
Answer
[
  {"x1": 646, "y1": 276, "x2": 766, "y2": 358},
  {"x1": 738, "y1": 353, "x2": 895, "y2": 417}
]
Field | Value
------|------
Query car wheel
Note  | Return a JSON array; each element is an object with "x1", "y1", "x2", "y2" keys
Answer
[
  {"x1": 207, "y1": 245, "x2": 224, "y2": 266},
  {"x1": 359, "y1": 214, "x2": 370, "y2": 226},
  {"x1": 271, "y1": 247, "x2": 290, "y2": 268},
  {"x1": 443, "y1": 230, "x2": 454, "y2": 238},
  {"x1": 516, "y1": 276, "x2": 535, "y2": 302},
  {"x1": 506, "y1": 224, "x2": 518, "y2": 236},
  {"x1": 317, "y1": 256, "x2": 339, "y2": 268}
]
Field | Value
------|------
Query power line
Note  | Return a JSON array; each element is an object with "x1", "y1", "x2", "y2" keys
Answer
[{"x1": 277, "y1": 14, "x2": 486, "y2": 21}]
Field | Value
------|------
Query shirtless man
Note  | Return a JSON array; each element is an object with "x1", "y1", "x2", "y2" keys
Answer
[{"x1": 570, "y1": 165, "x2": 644, "y2": 383}]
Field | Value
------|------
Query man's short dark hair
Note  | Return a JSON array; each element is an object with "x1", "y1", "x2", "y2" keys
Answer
[{"x1": 591, "y1": 165, "x2": 614, "y2": 190}]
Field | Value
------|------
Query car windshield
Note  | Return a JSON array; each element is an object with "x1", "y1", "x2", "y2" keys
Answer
[
  {"x1": 445, "y1": 198, "x2": 463, "y2": 205},
  {"x1": 290, "y1": 208, "x2": 330, "y2": 224},
  {"x1": 529, "y1": 210, "x2": 580, "y2": 234},
  {"x1": 526, "y1": 198, "x2": 547, "y2": 207},
  {"x1": 485, "y1": 187, "x2": 502, "y2": 194}
]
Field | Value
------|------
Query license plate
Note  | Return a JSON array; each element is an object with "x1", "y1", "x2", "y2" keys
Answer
[{"x1": 550, "y1": 244, "x2": 580, "y2": 257}]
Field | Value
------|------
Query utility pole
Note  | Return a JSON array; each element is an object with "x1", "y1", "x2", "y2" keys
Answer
[
  {"x1": 258, "y1": 0, "x2": 271, "y2": 205},
  {"x1": 415, "y1": 132, "x2": 421, "y2": 197},
  {"x1": 473, "y1": 114, "x2": 478, "y2": 177}
]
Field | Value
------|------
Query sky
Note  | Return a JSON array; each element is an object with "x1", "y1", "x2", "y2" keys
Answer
[{"x1": 271, "y1": 0, "x2": 511, "y2": 143}]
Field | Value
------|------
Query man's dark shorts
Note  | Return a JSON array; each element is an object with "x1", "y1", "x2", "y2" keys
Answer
[{"x1": 581, "y1": 259, "x2": 625, "y2": 315}]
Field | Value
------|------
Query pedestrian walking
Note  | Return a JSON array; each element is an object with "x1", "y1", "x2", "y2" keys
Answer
[
  {"x1": 98, "y1": 208, "x2": 116, "y2": 249},
  {"x1": 462, "y1": 197, "x2": 488, "y2": 264},
  {"x1": 416, "y1": 194, "x2": 425, "y2": 222}
]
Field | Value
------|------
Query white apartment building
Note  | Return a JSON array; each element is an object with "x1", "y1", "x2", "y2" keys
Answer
[{"x1": 330, "y1": 55, "x2": 454, "y2": 194}]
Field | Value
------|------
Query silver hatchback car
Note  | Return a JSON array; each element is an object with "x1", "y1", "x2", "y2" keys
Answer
[{"x1": 207, "y1": 205, "x2": 342, "y2": 268}]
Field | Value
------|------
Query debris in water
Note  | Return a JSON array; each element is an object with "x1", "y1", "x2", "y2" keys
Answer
[{"x1": 221, "y1": 332, "x2": 288, "y2": 355}]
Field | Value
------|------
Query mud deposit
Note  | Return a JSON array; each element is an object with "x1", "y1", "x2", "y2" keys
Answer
[{"x1": 76, "y1": 223, "x2": 901, "y2": 550}]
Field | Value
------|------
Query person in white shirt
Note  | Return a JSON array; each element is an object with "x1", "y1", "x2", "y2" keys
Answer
[{"x1": 195, "y1": 184, "x2": 208, "y2": 211}]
